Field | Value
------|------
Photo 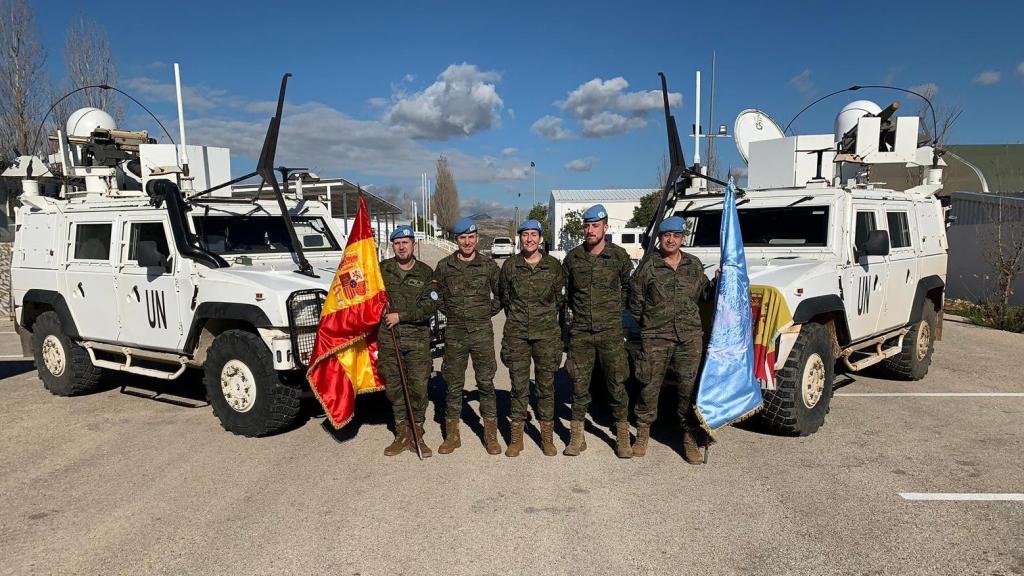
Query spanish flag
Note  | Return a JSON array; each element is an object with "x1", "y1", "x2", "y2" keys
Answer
[{"x1": 307, "y1": 193, "x2": 389, "y2": 428}]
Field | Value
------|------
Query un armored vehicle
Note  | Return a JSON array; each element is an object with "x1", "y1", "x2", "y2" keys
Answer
[
  {"x1": 6, "y1": 73, "x2": 339, "y2": 437},
  {"x1": 639, "y1": 75, "x2": 949, "y2": 436}
]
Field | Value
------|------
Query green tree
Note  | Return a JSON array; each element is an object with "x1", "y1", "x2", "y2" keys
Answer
[
  {"x1": 527, "y1": 203, "x2": 547, "y2": 225},
  {"x1": 626, "y1": 190, "x2": 660, "y2": 228},
  {"x1": 560, "y1": 209, "x2": 584, "y2": 250}
]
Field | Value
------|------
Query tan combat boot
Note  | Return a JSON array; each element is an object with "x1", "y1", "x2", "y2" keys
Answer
[
  {"x1": 483, "y1": 417, "x2": 502, "y2": 455},
  {"x1": 505, "y1": 421, "x2": 525, "y2": 457},
  {"x1": 682, "y1": 429, "x2": 704, "y2": 465},
  {"x1": 411, "y1": 423, "x2": 432, "y2": 458},
  {"x1": 437, "y1": 418, "x2": 462, "y2": 454},
  {"x1": 562, "y1": 420, "x2": 587, "y2": 456},
  {"x1": 632, "y1": 424, "x2": 650, "y2": 457},
  {"x1": 615, "y1": 422, "x2": 633, "y2": 459},
  {"x1": 384, "y1": 421, "x2": 411, "y2": 456},
  {"x1": 539, "y1": 421, "x2": 557, "y2": 456}
]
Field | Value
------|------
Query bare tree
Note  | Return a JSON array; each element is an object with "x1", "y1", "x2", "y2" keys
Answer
[
  {"x1": 914, "y1": 84, "x2": 962, "y2": 148},
  {"x1": 0, "y1": 0, "x2": 48, "y2": 158},
  {"x1": 433, "y1": 155, "x2": 460, "y2": 234},
  {"x1": 984, "y1": 198, "x2": 1024, "y2": 328},
  {"x1": 60, "y1": 16, "x2": 122, "y2": 125}
]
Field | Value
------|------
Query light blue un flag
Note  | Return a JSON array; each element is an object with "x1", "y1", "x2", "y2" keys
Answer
[{"x1": 696, "y1": 178, "x2": 762, "y2": 432}]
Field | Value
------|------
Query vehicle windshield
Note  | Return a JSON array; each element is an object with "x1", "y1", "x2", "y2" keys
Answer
[
  {"x1": 493, "y1": 238, "x2": 512, "y2": 245},
  {"x1": 677, "y1": 205, "x2": 830, "y2": 247},
  {"x1": 192, "y1": 215, "x2": 340, "y2": 255}
]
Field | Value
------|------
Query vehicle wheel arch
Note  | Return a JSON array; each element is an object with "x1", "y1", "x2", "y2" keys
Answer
[
  {"x1": 910, "y1": 275, "x2": 945, "y2": 323},
  {"x1": 184, "y1": 302, "x2": 273, "y2": 358},
  {"x1": 21, "y1": 289, "x2": 79, "y2": 338}
]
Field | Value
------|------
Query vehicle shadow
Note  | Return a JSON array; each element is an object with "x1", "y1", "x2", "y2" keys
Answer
[{"x1": 0, "y1": 360, "x2": 37, "y2": 380}]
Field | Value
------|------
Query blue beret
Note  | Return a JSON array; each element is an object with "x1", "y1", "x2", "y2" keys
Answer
[
  {"x1": 658, "y1": 216, "x2": 686, "y2": 234},
  {"x1": 390, "y1": 225, "x2": 415, "y2": 241},
  {"x1": 582, "y1": 204, "x2": 608, "y2": 222},
  {"x1": 517, "y1": 219, "x2": 543, "y2": 234},
  {"x1": 451, "y1": 217, "x2": 478, "y2": 235}
]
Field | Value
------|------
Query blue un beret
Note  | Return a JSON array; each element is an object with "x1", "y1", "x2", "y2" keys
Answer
[
  {"x1": 390, "y1": 225, "x2": 415, "y2": 241},
  {"x1": 517, "y1": 219, "x2": 543, "y2": 234},
  {"x1": 659, "y1": 216, "x2": 687, "y2": 234},
  {"x1": 582, "y1": 204, "x2": 608, "y2": 222},
  {"x1": 451, "y1": 217, "x2": 478, "y2": 235}
]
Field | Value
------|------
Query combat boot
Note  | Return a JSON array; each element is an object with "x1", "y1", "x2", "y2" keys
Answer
[
  {"x1": 539, "y1": 421, "x2": 557, "y2": 457},
  {"x1": 411, "y1": 423, "x2": 432, "y2": 458},
  {"x1": 632, "y1": 424, "x2": 650, "y2": 457},
  {"x1": 384, "y1": 421, "x2": 412, "y2": 456},
  {"x1": 682, "y1": 429, "x2": 704, "y2": 465},
  {"x1": 505, "y1": 421, "x2": 525, "y2": 457},
  {"x1": 615, "y1": 422, "x2": 633, "y2": 459},
  {"x1": 562, "y1": 420, "x2": 587, "y2": 456},
  {"x1": 438, "y1": 418, "x2": 462, "y2": 454},
  {"x1": 483, "y1": 417, "x2": 502, "y2": 455}
]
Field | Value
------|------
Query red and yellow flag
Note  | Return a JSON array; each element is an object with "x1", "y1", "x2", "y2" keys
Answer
[{"x1": 307, "y1": 193, "x2": 389, "y2": 428}]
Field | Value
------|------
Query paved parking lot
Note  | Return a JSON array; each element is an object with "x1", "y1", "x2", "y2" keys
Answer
[{"x1": 0, "y1": 316, "x2": 1021, "y2": 575}]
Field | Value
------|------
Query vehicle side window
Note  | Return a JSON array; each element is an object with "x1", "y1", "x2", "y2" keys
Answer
[
  {"x1": 73, "y1": 223, "x2": 112, "y2": 260},
  {"x1": 854, "y1": 211, "x2": 876, "y2": 248},
  {"x1": 127, "y1": 222, "x2": 170, "y2": 261},
  {"x1": 886, "y1": 212, "x2": 912, "y2": 249},
  {"x1": 621, "y1": 233, "x2": 635, "y2": 244}
]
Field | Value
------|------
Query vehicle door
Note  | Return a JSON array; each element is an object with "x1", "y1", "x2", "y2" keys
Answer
[
  {"x1": 840, "y1": 204, "x2": 889, "y2": 338},
  {"x1": 116, "y1": 217, "x2": 188, "y2": 351},
  {"x1": 879, "y1": 204, "x2": 919, "y2": 330},
  {"x1": 63, "y1": 218, "x2": 119, "y2": 341}
]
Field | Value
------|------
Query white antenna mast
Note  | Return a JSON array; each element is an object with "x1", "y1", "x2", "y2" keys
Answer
[
  {"x1": 173, "y1": 63, "x2": 191, "y2": 183},
  {"x1": 693, "y1": 70, "x2": 702, "y2": 167}
]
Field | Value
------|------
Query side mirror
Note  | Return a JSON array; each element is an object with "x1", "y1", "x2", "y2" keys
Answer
[
  {"x1": 859, "y1": 230, "x2": 890, "y2": 257},
  {"x1": 137, "y1": 240, "x2": 170, "y2": 269}
]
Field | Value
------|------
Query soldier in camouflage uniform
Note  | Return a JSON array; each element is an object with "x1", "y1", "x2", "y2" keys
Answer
[
  {"x1": 627, "y1": 216, "x2": 709, "y2": 464},
  {"x1": 378, "y1": 225, "x2": 437, "y2": 458},
  {"x1": 496, "y1": 219, "x2": 565, "y2": 457},
  {"x1": 433, "y1": 217, "x2": 503, "y2": 455},
  {"x1": 561, "y1": 204, "x2": 635, "y2": 458}
]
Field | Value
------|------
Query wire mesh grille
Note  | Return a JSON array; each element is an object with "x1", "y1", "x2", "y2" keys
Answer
[{"x1": 287, "y1": 289, "x2": 326, "y2": 367}]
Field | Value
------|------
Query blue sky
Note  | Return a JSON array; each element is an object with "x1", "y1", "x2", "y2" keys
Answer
[{"x1": 35, "y1": 0, "x2": 1024, "y2": 216}]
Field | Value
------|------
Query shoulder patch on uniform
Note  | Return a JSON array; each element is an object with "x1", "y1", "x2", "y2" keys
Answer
[{"x1": 406, "y1": 278, "x2": 425, "y2": 287}]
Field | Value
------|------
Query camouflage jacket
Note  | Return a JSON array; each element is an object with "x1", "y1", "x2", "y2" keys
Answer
[
  {"x1": 562, "y1": 242, "x2": 633, "y2": 333},
  {"x1": 628, "y1": 250, "x2": 709, "y2": 339},
  {"x1": 378, "y1": 258, "x2": 436, "y2": 344},
  {"x1": 432, "y1": 251, "x2": 501, "y2": 331},
  {"x1": 497, "y1": 252, "x2": 565, "y2": 339}
]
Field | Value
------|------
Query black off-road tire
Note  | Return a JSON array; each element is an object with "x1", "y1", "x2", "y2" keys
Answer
[
  {"x1": 881, "y1": 302, "x2": 937, "y2": 381},
  {"x1": 204, "y1": 330, "x2": 302, "y2": 437},
  {"x1": 759, "y1": 322, "x2": 835, "y2": 436},
  {"x1": 31, "y1": 311, "x2": 102, "y2": 396}
]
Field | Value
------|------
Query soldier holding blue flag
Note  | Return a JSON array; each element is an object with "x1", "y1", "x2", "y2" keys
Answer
[{"x1": 628, "y1": 216, "x2": 710, "y2": 463}]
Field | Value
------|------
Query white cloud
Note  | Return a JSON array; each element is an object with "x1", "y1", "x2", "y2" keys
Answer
[
  {"x1": 973, "y1": 70, "x2": 1001, "y2": 86},
  {"x1": 495, "y1": 166, "x2": 531, "y2": 180},
  {"x1": 911, "y1": 83, "x2": 939, "y2": 98},
  {"x1": 565, "y1": 158, "x2": 594, "y2": 172},
  {"x1": 1018, "y1": 62, "x2": 1024, "y2": 78},
  {"x1": 507, "y1": 108, "x2": 515, "y2": 120},
  {"x1": 501, "y1": 147, "x2": 518, "y2": 157},
  {"x1": 367, "y1": 97, "x2": 388, "y2": 107},
  {"x1": 789, "y1": 69, "x2": 816, "y2": 96},
  {"x1": 385, "y1": 63, "x2": 504, "y2": 140},
  {"x1": 553, "y1": 77, "x2": 680, "y2": 138},
  {"x1": 581, "y1": 111, "x2": 646, "y2": 138},
  {"x1": 531, "y1": 115, "x2": 571, "y2": 140}
]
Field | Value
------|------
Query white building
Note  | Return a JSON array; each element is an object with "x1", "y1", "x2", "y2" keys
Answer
[{"x1": 548, "y1": 188, "x2": 656, "y2": 253}]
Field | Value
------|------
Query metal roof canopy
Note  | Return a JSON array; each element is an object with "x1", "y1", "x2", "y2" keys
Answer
[
  {"x1": 550, "y1": 188, "x2": 658, "y2": 202},
  {"x1": 233, "y1": 177, "x2": 402, "y2": 218}
]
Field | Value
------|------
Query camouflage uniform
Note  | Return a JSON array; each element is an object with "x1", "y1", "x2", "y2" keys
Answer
[
  {"x1": 628, "y1": 250, "x2": 709, "y2": 429},
  {"x1": 496, "y1": 253, "x2": 565, "y2": 422},
  {"x1": 433, "y1": 252, "x2": 502, "y2": 419},
  {"x1": 377, "y1": 258, "x2": 436, "y2": 424},
  {"x1": 562, "y1": 242, "x2": 634, "y2": 422}
]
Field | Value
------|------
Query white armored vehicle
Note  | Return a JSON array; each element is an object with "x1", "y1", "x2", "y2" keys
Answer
[
  {"x1": 641, "y1": 74, "x2": 949, "y2": 436},
  {"x1": 6, "y1": 72, "x2": 338, "y2": 437}
]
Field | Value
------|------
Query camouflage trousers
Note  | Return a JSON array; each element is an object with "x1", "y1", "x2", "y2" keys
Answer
[
  {"x1": 634, "y1": 334, "x2": 704, "y2": 428},
  {"x1": 377, "y1": 333, "x2": 431, "y2": 424},
  {"x1": 500, "y1": 336, "x2": 563, "y2": 422},
  {"x1": 566, "y1": 329, "x2": 630, "y2": 422},
  {"x1": 441, "y1": 323, "x2": 497, "y2": 419}
]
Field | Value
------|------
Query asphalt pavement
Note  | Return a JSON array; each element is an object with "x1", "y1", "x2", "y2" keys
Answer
[{"x1": 0, "y1": 315, "x2": 1021, "y2": 576}]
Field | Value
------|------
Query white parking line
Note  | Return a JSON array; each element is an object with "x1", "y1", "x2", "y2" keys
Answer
[
  {"x1": 836, "y1": 392, "x2": 1024, "y2": 397},
  {"x1": 900, "y1": 493, "x2": 1024, "y2": 502}
]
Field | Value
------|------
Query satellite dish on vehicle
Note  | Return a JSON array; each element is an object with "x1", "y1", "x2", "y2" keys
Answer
[
  {"x1": 66, "y1": 107, "x2": 116, "y2": 138},
  {"x1": 734, "y1": 109, "x2": 785, "y2": 165},
  {"x1": 834, "y1": 100, "x2": 882, "y2": 142}
]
